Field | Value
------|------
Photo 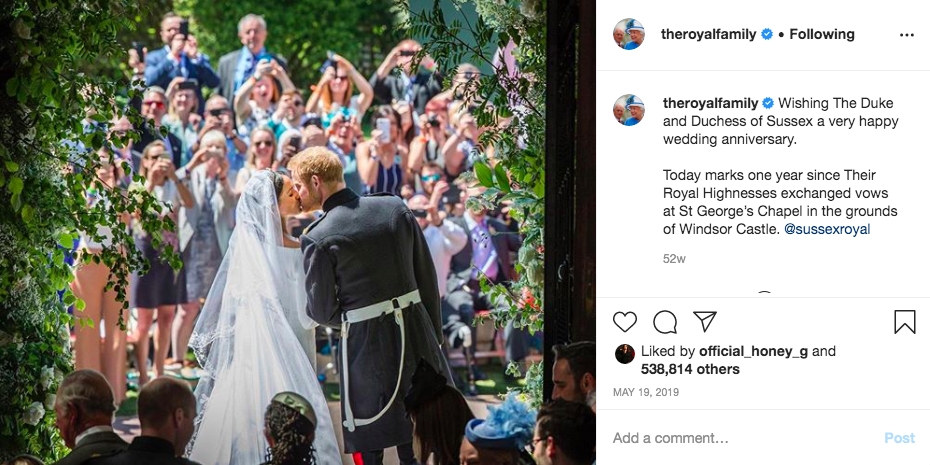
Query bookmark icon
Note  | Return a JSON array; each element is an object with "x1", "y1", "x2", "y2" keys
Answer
[{"x1": 693, "y1": 311, "x2": 717, "y2": 333}]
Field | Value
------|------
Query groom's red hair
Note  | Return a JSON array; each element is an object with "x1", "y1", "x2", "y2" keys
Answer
[{"x1": 288, "y1": 146, "x2": 344, "y2": 187}]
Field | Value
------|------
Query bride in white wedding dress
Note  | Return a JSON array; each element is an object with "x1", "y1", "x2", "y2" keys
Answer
[{"x1": 187, "y1": 169, "x2": 341, "y2": 464}]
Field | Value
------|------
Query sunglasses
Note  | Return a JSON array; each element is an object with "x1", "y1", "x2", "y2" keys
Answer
[
  {"x1": 332, "y1": 75, "x2": 349, "y2": 82},
  {"x1": 292, "y1": 100, "x2": 304, "y2": 106},
  {"x1": 411, "y1": 209, "x2": 428, "y2": 218},
  {"x1": 143, "y1": 100, "x2": 165, "y2": 108},
  {"x1": 421, "y1": 174, "x2": 441, "y2": 182},
  {"x1": 255, "y1": 140, "x2": 274, "y2": 147}
]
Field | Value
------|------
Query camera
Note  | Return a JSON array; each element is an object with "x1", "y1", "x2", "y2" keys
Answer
[
  {"x1": 177, "y1": 79, "x2": 199, "y2": 92},
  {"x1": 208, "y1": 108, "x2": 225, "y2": 118},
  {"x1": 304, "y1": 113, "x2": 323, "y2": 129},
  {"x1": 132, "y1": 41, "x2": 145, "y2": 59},
  {"x1": 427, "y1": 115, "x2": 440, "y2": 128}
]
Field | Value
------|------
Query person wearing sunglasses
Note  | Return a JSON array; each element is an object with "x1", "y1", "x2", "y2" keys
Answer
[
  {"x1": 306, "y1": 53, "x2": 373, "y2": 119},
  {"x1": 192, "y1": 95, "x2": 247, "y2": 183},
  {"x1": 235, "y1": 126, "x2": 278, "y2": 196},
  {"x1": 268, "y1": 89, "x2": 307, "y2": 139},
  {"x1": 137, "y1": 86, "x2": 185, "y2": 171}
]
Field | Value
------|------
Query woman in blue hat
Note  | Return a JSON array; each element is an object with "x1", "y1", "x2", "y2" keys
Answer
[
  {"x1": 625, "y1": 19, "x2": 645, "y2": 50},
  {"x1": 625, "y1": 95, "x2": 645, "y2": 126},
  {"x1": 459, "y1": 394, "x2": 537, "y2": 465}
]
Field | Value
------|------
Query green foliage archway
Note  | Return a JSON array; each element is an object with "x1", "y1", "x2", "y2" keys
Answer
[
  {"x1": 406, "y1": 0, "x2": 546, "y2": 406},
  {"x1": 1, "y1": 0, "x2": 176, "y2": 459}
]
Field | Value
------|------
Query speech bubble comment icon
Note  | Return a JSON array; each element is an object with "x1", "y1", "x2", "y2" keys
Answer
[
  {"x1": 613, "y1": 312, "x2": 637, "y2": 332},
  {"x1": 654, "y1": 310, "x2": 678, "y2": 334}
]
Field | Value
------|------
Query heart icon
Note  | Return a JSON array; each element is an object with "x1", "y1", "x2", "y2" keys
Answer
[{"x1": 613, "y1": 312, "x2": 637, "y2": 332}]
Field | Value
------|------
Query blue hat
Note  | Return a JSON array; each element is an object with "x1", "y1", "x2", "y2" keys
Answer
[
  {"x1": 625, "y1": 19, "x2": 644, "y2": 34},
  {"x1": 625, "y1": 95, "x2": 644, "y2": 110},
  {"x1": 463, "y1": 394, "x2": 536, "y2": 451}
]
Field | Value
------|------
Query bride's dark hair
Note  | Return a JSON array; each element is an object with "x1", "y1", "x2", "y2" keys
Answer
[
  {"x1": 264, "y1": 401, "x2": 317, "y2": 465},
  {"x1": 268, "y1": 170, "x2": 285, "y2": 198}
]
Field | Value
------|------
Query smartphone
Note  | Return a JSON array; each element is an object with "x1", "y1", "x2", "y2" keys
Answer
[
  {"x1": 178, "y1": 79, "x2": 198, "y2": 92},
  {"x1": 180, "y1": 20, "x2": 190, "y2": 38},
  {"x1": 288, "y1": 136, "x2": 301, "y2": 151},
  {"x1": 132, "y1": 41, "x2": 145, "y2": 59},
  {"x1": 400, "y1": 50, "x2": 416, "y2": 57},
  {"x1": 376, "y1": 118, "x2": 391, "y2": 143},
  {"x1": 304, "y1": 114, "x2": 323, "y2": 129},
  {"x1": 327, "y1": 50, "x2": 335, "y2": 61}
]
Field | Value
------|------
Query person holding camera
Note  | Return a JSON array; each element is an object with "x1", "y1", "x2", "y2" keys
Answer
[
  {"x1": 409, "y1": 109, "x2": 449, "y2": 177},
  {"x1": 370, "y1": 39, "x2": 443, "y2": 116},
  {"x1": 442, "y1": 106, "x2": 481, "y2": 178},
  {"x1": 162, "y1": 78, "x2": 202, "y2": 163},
  {"x1": 192, "y1": 95, "x2": 248, "y2": 182},
  {"x1": 268, "y1": 89, "x2": 307, "y2": 138},
  {"x1": 144, "y1": 21, "x2": 219, "y2": 115},
  {"x1": 325, "y1": 110, "x2": 364, "y2": 195},
  {"x1": 234, "y1": 57, "x2": 296, "y2": 140},
  {"x1": 172, "y1": 130, "x2": 236, "y2": 375},
  {"x1": 357, "y1": 105, "x2": 408, "y2": 196},
  {"x1": 307, "y1": 52, "x2": 374, "y2": 120},
  {"x1": 129, "y1": 140, "x2": 195, "y2": 386}
]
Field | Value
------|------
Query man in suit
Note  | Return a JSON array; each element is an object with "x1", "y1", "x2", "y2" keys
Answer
[
  {"x1": 144, "y1": 13, "x2": 218, "y2": 110},
  {"x1": 290, "y1": 147, "x2": 448, "y2": 464},
  {"x1": 216, "y1": 13, "x2": 287, "y2": 107},
  {"x1": 137, "y1": 87, "x2": 185, "y2": 170},
  {"x1": 91, "y1": 377, "x2": 200, "y2": 465},
  {"x1": 370, "y1": 39, "x2": 443, "y2": 116},
  {"x1": 551, "y1": 341, "x2": 596, "y2": 404},
  {"x1": 52, "y1": 370, "x2": 128, "y2": 465},
  {"x1": 144, "y1": 13, "x2": 219, "y2": 114},
  {"x1": 446, "y1": 184, "x2": 527, "y2": 365},
  {"x1": 141, "y1": 12, "x2": 182, "y2": 73}
]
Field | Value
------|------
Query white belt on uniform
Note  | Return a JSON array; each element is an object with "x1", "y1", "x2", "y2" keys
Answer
[{"x1": 341, "y1": 289, "x2": 421, "y2": 432}]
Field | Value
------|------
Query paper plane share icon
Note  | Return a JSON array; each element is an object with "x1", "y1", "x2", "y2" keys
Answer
[{"x1": 693, "y1": 311, "x2": 717, "y2": 333}]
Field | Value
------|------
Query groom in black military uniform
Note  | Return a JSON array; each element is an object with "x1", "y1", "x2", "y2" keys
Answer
[{"x1": 289, "y1": 147, "x2": 448, "y2": 464}]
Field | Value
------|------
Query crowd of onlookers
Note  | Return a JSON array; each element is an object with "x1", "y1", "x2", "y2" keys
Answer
[
  {"x1": 2, "y1": 340, "x2": 594, "y2": 465},
  {"x1": 69, "y1": 11, "x2": 535, "y2": 405}
]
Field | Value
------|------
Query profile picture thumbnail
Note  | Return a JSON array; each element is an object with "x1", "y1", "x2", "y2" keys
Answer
[
  {"x1": 614, "y1": 18, "x2": 645, "y2": 50},
  {"x1": 616, "y1": 344, "x2": 635, "y2": 364},
  {"x1": 614, "y1": 94, "x2": 645, "y2": 126}
]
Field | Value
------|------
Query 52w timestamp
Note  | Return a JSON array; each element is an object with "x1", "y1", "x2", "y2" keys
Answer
[{"x1": 663, "y1": 253, "x2": 687, "y2": 263}]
